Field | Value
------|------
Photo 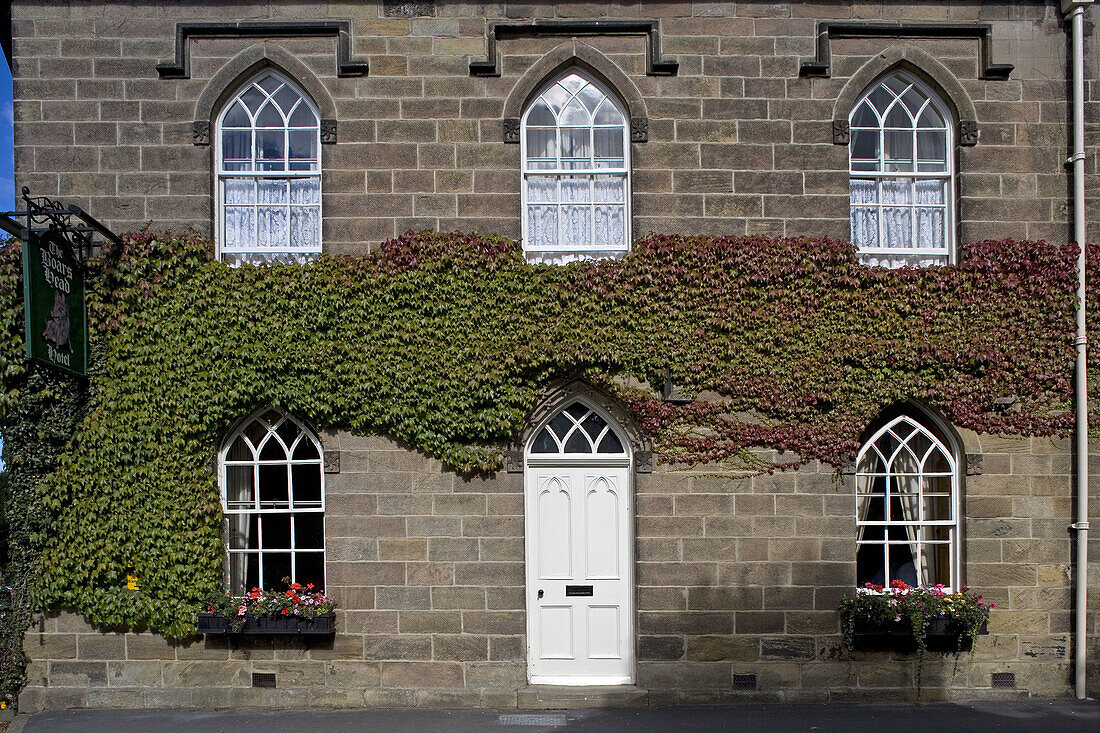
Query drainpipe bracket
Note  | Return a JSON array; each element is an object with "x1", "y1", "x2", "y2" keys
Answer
[
  {"x1": 1070, "y1": 521, "x2": 1090, "y2": 531},
  {"x1": 1067, "y1": 152, "x2": 1087, "y2": 165},
  {"x1": 1061, "y1": 0, "x2": 1093, "y2": 15}
]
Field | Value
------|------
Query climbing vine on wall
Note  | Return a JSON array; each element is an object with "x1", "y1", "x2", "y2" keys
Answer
[{"x1": 0, "y1": 230, "x2": 1092, "y2": 653}]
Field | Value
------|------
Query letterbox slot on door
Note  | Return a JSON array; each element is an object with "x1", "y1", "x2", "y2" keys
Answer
[{"x1": 565, "y1": 585, "x2": 594, "y2": 596}]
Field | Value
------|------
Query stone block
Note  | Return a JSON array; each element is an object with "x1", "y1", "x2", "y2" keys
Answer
[
  {"x1": 362, "y1": 635, "x2": 432, "y2": 661},
  {"x1": 106, "y1": 660, "x2": 162, "y2": 687},
  {"x1": 381, "y1": 661, "x2": 464, "y2": 688},
  {"x1": 489, "y1": 635, "x2": 525, "y2": 662},
  {"x1": 686, "y1": 635, "x2": 759, "y2": 662},
  {"x1": 49, "y1": 660, "x2": 107, "y2": 686},
  {"x1": 23, "y1": 632, "x2": 77, "y2": 659},
  {"x1": 323, "y1": 661, "x2": 382, "y2": 689}
]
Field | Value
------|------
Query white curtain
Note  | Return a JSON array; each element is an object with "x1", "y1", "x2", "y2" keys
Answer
[{"x1": 850, "y1": 179, "x2": 877, "y2": 250}]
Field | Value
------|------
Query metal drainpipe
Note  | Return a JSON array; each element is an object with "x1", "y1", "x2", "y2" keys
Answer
[{"x1": 1062, "y1": 0, "x2": 1091, "y2": 702}]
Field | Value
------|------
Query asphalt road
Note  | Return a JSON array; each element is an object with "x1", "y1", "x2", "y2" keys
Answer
[{"x1": 11, "y1": 701, "x2": 1100, "y2": 733}]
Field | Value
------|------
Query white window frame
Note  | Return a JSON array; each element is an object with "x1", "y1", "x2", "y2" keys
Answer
[
  {"x1": 215, "y1": 70, "x2": 323, "y2": 265},
  {"x1": 218, "y1": 409, "x2": 326, "y2": 593},
  {"x1": 855, "y1": 413, "x2": 960, "y2": 591},
  {"x1": 849, "y1": 70, "x2": 955, "y2": 267},
  {"x1": 520, "y1": 70, "x2": 632, "y2": 264}
]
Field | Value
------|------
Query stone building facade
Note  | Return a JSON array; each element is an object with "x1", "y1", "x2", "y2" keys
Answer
[{"x1": 8, "y1": 0, "x2": 1100, "y2": 710}]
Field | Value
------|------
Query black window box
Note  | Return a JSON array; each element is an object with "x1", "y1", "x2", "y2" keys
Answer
[
  {"x1": 850, "y1": 617, "x2": 988, "y2": 652},
  {"x1": 197, "y1": 612, "x2": 336, "y2": 636}
]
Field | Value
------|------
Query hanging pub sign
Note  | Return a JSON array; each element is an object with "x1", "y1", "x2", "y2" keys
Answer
[
  {"x1": 22, "y1": 233, "x2": 87, "y2": 375},
  {"x1": 1, "y1": 187, "x2": 121, "y2": 378}
]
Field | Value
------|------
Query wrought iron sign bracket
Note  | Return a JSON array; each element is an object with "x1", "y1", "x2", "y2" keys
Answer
[
  {"x1": 0, "y1": 187, "x2": 121, "y2": 263},
  {"x1": 470, "y1": 20, "x2": 679, "y2": 77}
]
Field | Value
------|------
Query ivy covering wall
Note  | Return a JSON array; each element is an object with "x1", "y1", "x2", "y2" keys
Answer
[{"x1": 0, "y1": 230, "x2": 1092, "y2": 703}]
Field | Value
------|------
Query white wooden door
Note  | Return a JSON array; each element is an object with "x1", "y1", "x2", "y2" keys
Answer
[{"x1": 526, "y1": 465, "x2": 633, "y2": 684}]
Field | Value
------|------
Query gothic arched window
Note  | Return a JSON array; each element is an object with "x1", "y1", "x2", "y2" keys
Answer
[
  {"x1": 219, "y1": 409, "x2": 325, "y2": 593},
  {"x1": 216, "y1": 71, "x2": 322, "y2": 265},
  {"x1": 855, "y1": 413, "x2": 959, "y2": 589},
  {"x1": 849, "y1": 70, "x2": 954, "y2": 267},
  {"x1": 521, "y1": 70, "x2": 631, "y2": 264}
]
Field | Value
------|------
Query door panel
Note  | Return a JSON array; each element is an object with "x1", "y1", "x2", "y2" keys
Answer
[{"x1": 527, "y1": 465, "x2": 632, "y2": 684}]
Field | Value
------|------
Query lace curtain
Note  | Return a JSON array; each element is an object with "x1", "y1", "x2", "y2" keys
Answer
[
  {"x1": 218, "y1": 72, "x2": 322, "y2": 264},
  {"x1": 523, "y1": 72, "x2": 630, "y2": 263},
  {"x1": 849, "y1": 71, "x2": 952, "y2": 267}
]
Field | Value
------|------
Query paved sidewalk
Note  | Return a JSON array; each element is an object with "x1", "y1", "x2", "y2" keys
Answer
[{"x1": 10, "y1": 701, "x2": 1100, "y2": 733}]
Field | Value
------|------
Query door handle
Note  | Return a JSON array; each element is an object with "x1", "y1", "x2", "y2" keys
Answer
[{"x1": 537, "y1": 589, "x2": 544, "y2": 599}]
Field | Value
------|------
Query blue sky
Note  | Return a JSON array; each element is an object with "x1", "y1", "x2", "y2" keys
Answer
[
  {"x1": 1, "y1": 51, "x2": 11, "y2": 212},
  {"x1": 0, "y1": 51, "x2": 10, "y2": 470}
]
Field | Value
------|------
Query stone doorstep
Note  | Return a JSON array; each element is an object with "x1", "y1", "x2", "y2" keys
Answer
[{"x1": 517, "y1": 685, "x2": 649, "y2": 710}]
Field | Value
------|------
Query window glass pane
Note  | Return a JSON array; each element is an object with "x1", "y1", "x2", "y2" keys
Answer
[
  {"x1": 259, "y1": 433, "x2": 287, "y2": 460},
  {"x1": 289, "y1": 103, "x2": 318, "y2": 128},
  {"x1": 883, "y1": 130, "x2": 914, "y2": 171},
  {"x1": 881, "y1": 178, "x2": 911, "y2": 205},
  {"x1": 289, "y1": 130, "x2": 316, "y2": 161},
  {"x1": 541, "y1": 83, "x2": 570, "y2": 114},
  {"x1": 850, "y1": 129, "x2": 879, "y2": 163},
  {"x1": 290, "y1": 207, "x2": 320, "y2": 249},
  {"x1": 594, "y1": 205, "x2": 625, "y2": 247},
  {"x1": 577, "y1": 83, "x2": 604, "y2": 112},
  {"x1": 918, "y1": 104, "x2": 944, "y2": 128},
  {"x1": 527, "y1": 176, "x2": 556, "y2": 203},
  {"x1": 258, "y1": 74, "x2": 282, "y2": 94},
  {"x1": 295, "y1": 552, "x2": 325, "y2": 589},
  {"x1": 224, "y1": 207, "x2": 256, "y2": 248},
  {"x1": 223, "y1": 102, "x2": 250, "y2": 128},
  {"x1": 295, "y1": 514, "x2": 325, "y2": 549},
  {"x1": 226, "y1": 465, "x2": 255, "y2": 509},
  {"x1": 258, "y1": 179, "x2": 288, "y2": 205},
  {"x1": 527, "y1": 100, "x2": 555, "y2": 126},
  {"x1": 291, "y1": 464, "x2": 322, "y2": 507},
  {"x1": 565, "y1": 403, "x2": 588, "y2": 420},
  {"x1": 262, "y1": 514, "x2": 292, "y2": 549},
  {"x1": 851, "y1": 100, "x2": 878, "y2": 128},
  {"x1": 563, "y1": 428, "x2": 592, "y2": 453},
  {"x1": 290, "y1": 178, "x2": 321, "y2": 205},
  {"x1": 922, "y1": 495, "x2": 952, "y2": 522},
  {"x1": 256, "y1": 102, "x2": 284, "y2": 128},
  {"x1": 594, "y1": 177, "x2": 624, "y2": 203},
  {"x1": 596, "y1": 430, "x2": 624, "y2": 454},
  {"x1": 594, "y1": 101, "x2": 623, "y2": 126},
  {"x1": 882, "y1": 207, "x2": 912, "y2": 248},
  {"x1": 258, "y1": 464, "x2": 289, "y2": 508},
  {"x1": 528, "y1": 206, "x2": 557, "y2": 246},
  {"x1": 256, "y1": 130, "x2": 285, "y2": 164},
  {"x1": 857, "y1": 494, "x2": 885, "y2": 523},
  {"x1": 561, "y1": 177, "x2": 590, "y2": 203},
  {"x1": 916, "y1": 130, "x2": 945, "y2": 163},
  {"x1": 561, "y1": 206, "x2": 591, "y2": 247},
  {"x1": 593, "y1": 128, "x2": 623, "y2": 160},
  {"x1": 273, "y1": 86, "x2": 300, "y2": 116},
  {"x1": 241, "y1": 87, "x2": 265, "y2": 113},
  {"x1": 258, "y1": 207, "x2": 289, "y2": 248},
  {"x1": 917, "y1": 208, "x2": 945, "y2": 250},
  {"x1": 559, "y1": 74, "x2": 585, "y2": 93},
  {"x1": 222, "y1": 131, "x2": 252, "y2": 165},
  {"x1": 228, "y1": 514, "x2": 258, "y2": 550},
  {"x1": 229, "y1": 553, "x2": 259, "y2": 594},
  {"x1": 225, "y1": 178, "x2": 255, "y2": 205},
  {"x1": 262, "y1": 553, "x2": 292, "y2": 590},
  {"x1": 580, "y1": 413, "x2": 606, "y2": 440},
  {"x1": 526, "y1": 128, "x2": 556, "y2": 161},
  {"x1": 227, "y1": 435, "x2": 253, "y2": 461},
  {"x1": 531, "y1": 426, "x2": 558, "y2": 453},
  {"x1": 560, "y1": 128, "x2": 591, "y2": 162}
]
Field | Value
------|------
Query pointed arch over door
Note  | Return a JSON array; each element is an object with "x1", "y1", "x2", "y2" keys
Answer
[{"x1": 525, "y1": 397, "x2": 634, "y2": 685}]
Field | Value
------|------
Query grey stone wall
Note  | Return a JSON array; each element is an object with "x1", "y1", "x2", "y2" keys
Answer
[
  {"x1": 10, "y1": 0, "x2": 1099, "y2": 251},
  {"x1": 19, "y1": 429, "x2": 1100, "y2": 710}
]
